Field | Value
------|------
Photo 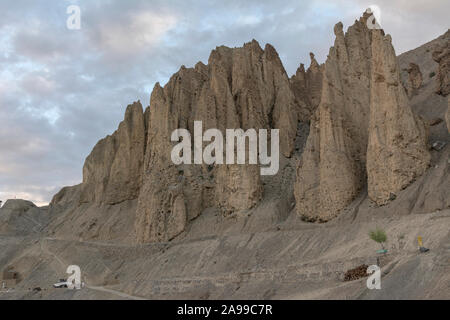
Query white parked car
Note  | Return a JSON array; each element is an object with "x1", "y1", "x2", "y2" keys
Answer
[
  {"x1": 53, "y1": 279, "x2": 68, "y2": 288},
  {"x1": 53, "y1": 279, "x2": 85, "y2": 289}
]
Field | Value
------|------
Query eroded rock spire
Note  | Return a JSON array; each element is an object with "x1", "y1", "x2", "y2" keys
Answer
[{"x1": 294, "y1": 14, "x2": 430, "y2": 221}]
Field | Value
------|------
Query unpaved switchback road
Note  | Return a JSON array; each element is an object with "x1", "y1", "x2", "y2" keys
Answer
[{"x1": 40, "y1": 238, "x2": 147, "y2": 300}]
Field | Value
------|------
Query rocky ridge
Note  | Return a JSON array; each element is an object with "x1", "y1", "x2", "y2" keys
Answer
[
  {"x1": 47, "y1": 13, "x2": 447, "y2": 242},
  {"x1": 290, "y1": 52, "x2": 323, "y2": 121},
  {"x1": 294, "y1": 14, "x2": 431, "y2": 222}
]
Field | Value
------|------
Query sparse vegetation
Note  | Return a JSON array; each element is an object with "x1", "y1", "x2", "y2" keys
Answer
[
  {"x1": 369, "y1": 228, "x2": 387, "y2": 249},
  {"x1": 429, "y1": 71, "x2": 436, "y2": 78}
]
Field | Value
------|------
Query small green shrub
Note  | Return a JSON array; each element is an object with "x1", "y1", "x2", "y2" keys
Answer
[
  {"x1": 369, "y1": 229, "x2": 387, "y2": 249},
  {"x1": 429, "y1": 71, "x2": 436, "y2": 78}
]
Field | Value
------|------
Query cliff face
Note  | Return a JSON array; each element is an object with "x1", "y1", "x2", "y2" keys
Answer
[
  {"x1": 294, "y1": 18, "x2": 373, "y2": 222},
  {"x1": 80, "y1": 101, "x2": 147, "y2": 205},
  {"x1": 69, "y1": 40, "x2": 304, "y2": 243},
  {"x1": 366, "y1": 31, "x2": 430, "y2": 205},
  {"x1": 50, "y1": 13, "x2": 440, "y2": 242},
  {"x1": 294, "y1": 15, "x2": 430, "y2": 222},
  {"x1": 134, "y1": 40, "x2": 303, "y2": 242}
]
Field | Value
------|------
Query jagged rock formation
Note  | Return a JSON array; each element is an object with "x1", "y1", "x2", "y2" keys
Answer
[
  {"x1": 366, "y1": 31, "x2": 430, "y2": 205},
  {"x1": 133, "y1": 41, "x2": 301, "y2": 243},
  {"x1": 405, "y1": 62, "x2": 423, "y2": 96},
  {"x1": 290, "y1": 52, "x2": 323, "y2": 121},
  {"x1": 432, "y1": 30, "x2": 450, "y2": 96},
  {"x1": 45, "y1": 14, "x2": 441, "y2": 242},
  {"x1": 294, "y1": 19, "x2": 372, "y2": 222},
  {"x1": 46, "y1": 40, "x2": 303, "y2": 244},
  {"x1": 294, "y1": 14, "x2": 430, "y2": 222},
  {"x1": 80, "y1": 101, "x2": 147, "y2": 205}
]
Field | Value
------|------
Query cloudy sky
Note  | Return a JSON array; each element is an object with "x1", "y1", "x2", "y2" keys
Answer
[{"x1": 0, "y1": 0, "x2": 448, "y2": 206}]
